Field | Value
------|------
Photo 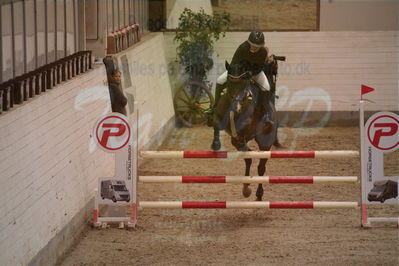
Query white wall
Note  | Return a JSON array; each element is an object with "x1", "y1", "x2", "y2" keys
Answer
[
  {"x1": 320, "y1": 0, "x2": 399, "y2": 31},
  {"x1": 111, "y1": 32, "x2": 175, "y2": 149},
  {"x1": 0, "y1": 32, "x2": 175, "y2": 265},
  {"x1": 0, "y1": 66, "x2": 114, "y2": 265},
  {"x1": 165, "y1": 31, "x2": 399, "y2": 112}
]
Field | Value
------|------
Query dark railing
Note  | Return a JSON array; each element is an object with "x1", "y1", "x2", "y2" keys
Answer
[{"x1": 0, "y1": 51, "x2": 92, "y2": 115}]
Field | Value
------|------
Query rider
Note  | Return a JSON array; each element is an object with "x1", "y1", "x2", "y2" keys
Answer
[{"x1": 210, "y1": 30, "x2": 274, "y2": 126}]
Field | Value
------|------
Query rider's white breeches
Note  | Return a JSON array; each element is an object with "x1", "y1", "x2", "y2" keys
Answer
[
  {"x1": 216, "y1": 71, "x2": 270, "y2": 91},
  {"x1": 216, "y1": 71, "x2": 228, "y2": 85}
]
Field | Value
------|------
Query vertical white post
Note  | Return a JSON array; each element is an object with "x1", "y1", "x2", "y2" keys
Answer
[
  {"x1": 359, "y1": 100, "x2": 369, "y2": 227},
  {"x1": 93, "y1": 189, "x2": 100, "y2": 227},
  {"x1": 129, "y1": 102, "x2": 139, "y2": 228}
]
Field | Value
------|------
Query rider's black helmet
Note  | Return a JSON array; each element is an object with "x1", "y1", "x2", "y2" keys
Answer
[{"x1": 247, "y1": 30, "x2": 265, "y2": 47}]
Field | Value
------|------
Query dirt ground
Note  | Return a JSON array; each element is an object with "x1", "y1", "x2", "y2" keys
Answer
[
  {"x1": 59, "y1": 126, "x2": 398, "y2": 266},
  {"x1": 212, "y1": 0, "x2": 318, "y2": 30}
]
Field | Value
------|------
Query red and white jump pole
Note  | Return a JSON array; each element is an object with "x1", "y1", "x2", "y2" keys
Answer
[
  {"x1": 140, "y1": 150, "x2": 359, "y2": 159},
  {"x1": 139, "y1": 201, "x2": 358, "y2": 209},
  {"x1": 139, "y1": 175, "x2": 358, "y2": 184}
]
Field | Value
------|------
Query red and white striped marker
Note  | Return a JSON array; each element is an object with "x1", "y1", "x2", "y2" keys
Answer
[
  {"x1": 139, "y1": 176, "x2": 358, "y2": 184},
  {"x1": 139, "y1": 201, "x2": 358, "y2": 209},
  {"x1": 140, "y1": 150, "x2": 359, "y2": 159}
]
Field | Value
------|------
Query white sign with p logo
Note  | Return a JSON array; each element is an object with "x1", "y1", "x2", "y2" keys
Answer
[{"x1": 363, "y1": 112, "x2": 399, "y2": 205}]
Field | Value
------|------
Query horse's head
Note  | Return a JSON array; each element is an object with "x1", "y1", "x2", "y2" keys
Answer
[{"x1": 225, "y1": 61, "x2": 254, "y2": 113}]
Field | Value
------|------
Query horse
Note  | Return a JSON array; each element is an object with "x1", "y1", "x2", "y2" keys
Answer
[{"x1": 211, "y1": 61, "x2": 277, "y2": 201}]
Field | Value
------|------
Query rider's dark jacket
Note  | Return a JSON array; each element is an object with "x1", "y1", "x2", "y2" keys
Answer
[
  {"x1": 108, "y1": 81, "x2": 128, "y2": 115},
  {"x1": 231, "y1": 41, "x2": 267, "y2": 75}
]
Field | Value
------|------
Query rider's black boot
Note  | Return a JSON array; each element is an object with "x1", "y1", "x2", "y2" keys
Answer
[
  {"x1": 206, "y1": 83, "x2": 225, "y2": 127},
  {"x1": 259, "y1": 90, "x2": 274, "y2": 127},
  {"x1": 273, "y1": 126, "x2": 285, "y2": 148}
]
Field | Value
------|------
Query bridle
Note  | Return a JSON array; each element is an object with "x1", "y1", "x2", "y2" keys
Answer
[{"x1": 226, "y1": 71, "x2": 255, "y2": 115}]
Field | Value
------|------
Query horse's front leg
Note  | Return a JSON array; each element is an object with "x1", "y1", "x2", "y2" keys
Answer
[
  {"x1": 211, "y1": 103, "x2": 226, "y2": 151},
  {"x1": 255, "y1": 158, "x2": 267, "y2": 201},
  {"x1": 255, "y1": 184, "x2": 264, "y2": 201},
  {"x1": 211, "y1": 126, "x2": 221, "y2": 151},
  {"x1": 231, "y1": 138, "x2": 252, "y2": 198},
  {"x1": 242, "y1": 158, "x2": 252, "y2": 198}
]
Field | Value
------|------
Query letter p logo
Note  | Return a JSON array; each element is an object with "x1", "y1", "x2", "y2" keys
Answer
[
  {"x1": 100, "y1": 123, "x2": 126, "y2": 147},
  {"x1": 94, "y1": 114, "x2": 131, "y2": 152},
  {"x1": 367, "y1": 114, "x2": 399, "y2": 151},
  {"x1": 372, "y1": 123, "x2": 398, "y2": 147}
]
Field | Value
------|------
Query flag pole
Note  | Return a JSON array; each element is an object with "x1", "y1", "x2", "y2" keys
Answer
[
  {"x1": 359, "y1": 84, "x2": 374, "y2": 227},
  {"x1": 359, "y1": 97, "x2": 368, "y2": 227}
]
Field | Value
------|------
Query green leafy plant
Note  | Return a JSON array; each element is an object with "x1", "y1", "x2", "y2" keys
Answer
[{"x1": 174, "y1": 8, "x2": 230, "y2": 84}]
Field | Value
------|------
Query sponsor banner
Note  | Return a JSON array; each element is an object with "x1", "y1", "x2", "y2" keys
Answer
[
  {"x1": 93, "y1": 113, "x2": 134, "y2": 206},
  {"x1": 363, "y1": 112, "x2": 399, "y2": 205}
]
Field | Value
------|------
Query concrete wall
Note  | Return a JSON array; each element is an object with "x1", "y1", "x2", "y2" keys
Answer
[
  {"x1": 112, "y1": 32, "x2": 175, "y2": 149},
  {"x1": 165, "y1": 31, "x2": 398, "y2": 115},
  {"x1": 0, "y1": 66, "x2": 114, "y2": 265},
  {"x1": 320, "y1": 0, "x2": 399, "y2": 31}
]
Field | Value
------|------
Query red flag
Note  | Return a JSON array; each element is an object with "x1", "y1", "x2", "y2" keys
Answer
[{"x1": 361, "y1": 84, "x2": 375, "y2": 96}]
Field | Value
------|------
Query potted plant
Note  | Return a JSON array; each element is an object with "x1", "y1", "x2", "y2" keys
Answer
[{"x1": 173, "y1": 8, "x2": 230, "y2": 127}]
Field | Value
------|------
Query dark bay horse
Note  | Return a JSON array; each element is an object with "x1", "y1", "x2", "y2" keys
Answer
[{"x1": 211, "y1": 62, "x2": 277, "y2": 201}]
